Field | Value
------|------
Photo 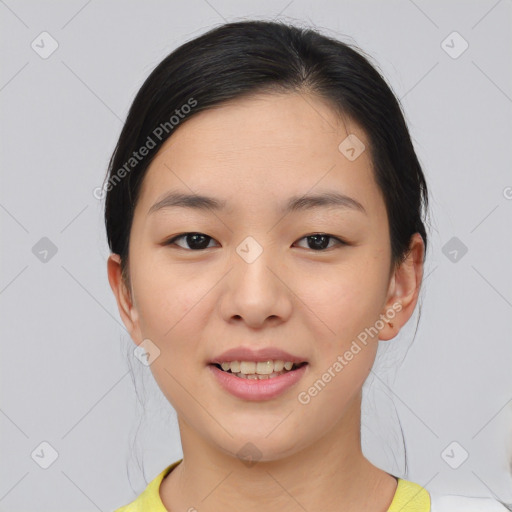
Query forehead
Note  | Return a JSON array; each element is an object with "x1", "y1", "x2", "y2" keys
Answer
[{"x1": 135, "y1": 92, "x2": 383, "y2": 219}]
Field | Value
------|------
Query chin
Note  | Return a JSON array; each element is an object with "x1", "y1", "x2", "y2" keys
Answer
[{"x1": 212, "y1": 430, "x2": 309, "y2": 465}]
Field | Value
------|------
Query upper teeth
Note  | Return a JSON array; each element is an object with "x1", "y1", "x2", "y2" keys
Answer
[{"x1": 219, "y1": 360, "x2": 295, "y2": 374}]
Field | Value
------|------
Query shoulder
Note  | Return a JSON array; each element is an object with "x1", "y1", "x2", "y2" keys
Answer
[
  {"x1": 113, "y1": 459, "x2": 183, "y2": 512},
  {"x1": 429, "y1": 490, "x2": 510, "y2": 512},
  {"x1": 388, "y1": 478, "x2": 430, "y2": 511},
  {"x1": 389, "y1": 479, "x2": 511, "y2": 512}
]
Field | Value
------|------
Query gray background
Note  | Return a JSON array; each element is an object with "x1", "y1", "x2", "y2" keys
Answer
[{"x1": 1, "y1": 0, "x2": 511, "y2": 510}]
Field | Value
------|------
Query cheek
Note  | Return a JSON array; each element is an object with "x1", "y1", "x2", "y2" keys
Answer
[
  {"x1": 132, "y1": 259, "x2": 207, "y2": 339},
  {"x1": 132, "y1": 269, "x2": 210, "y2": 412},
  {"x1": 295, "y1": 257, "x2": 386, "y2": 341}
]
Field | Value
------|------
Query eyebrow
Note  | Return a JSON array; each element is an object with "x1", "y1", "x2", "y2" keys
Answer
[{"x1": 148, "y1": 190, "x2": 367, "y2": 216}]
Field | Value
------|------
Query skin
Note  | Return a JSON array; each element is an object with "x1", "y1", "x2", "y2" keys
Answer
[{"x1": 108, "y1": 91, "x2": 424, "y2": 512}]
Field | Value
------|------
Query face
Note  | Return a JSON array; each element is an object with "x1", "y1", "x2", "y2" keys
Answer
[{"x1": 109, "y1": 92, "x2": 421, "y2": 462}]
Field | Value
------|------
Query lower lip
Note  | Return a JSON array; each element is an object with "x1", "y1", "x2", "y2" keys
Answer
[{"x1": 208, "y1": 364, "x2": 308, "y2": 401}]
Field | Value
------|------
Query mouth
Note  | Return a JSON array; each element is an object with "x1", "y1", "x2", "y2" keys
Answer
[
  {"x1": 208, "y1": 360, "x2": 309, "y2": 401},
  {"x1": 209, "y1": 361, "x2": 308, "y2": 380}
]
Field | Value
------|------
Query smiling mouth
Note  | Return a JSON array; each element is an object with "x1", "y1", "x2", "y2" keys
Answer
[{"x1": 210, "y1": 361, "x2": 308, "y2": 380}]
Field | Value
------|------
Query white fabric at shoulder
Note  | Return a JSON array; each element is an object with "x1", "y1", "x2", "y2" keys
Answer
[{"x1": 429, "y1": 491, "x2": 511, "y2": 512}]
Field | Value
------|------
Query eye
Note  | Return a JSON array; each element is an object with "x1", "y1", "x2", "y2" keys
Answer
[
  {"x1": 294, "y1": 233, "x2": 346, "y2": 251},
  {"x1": 164, "y1": 232, "x2": 347, "y2": 252},
  {"x1": 165, "y1": 232, "x2": 219, "y2": 250}
]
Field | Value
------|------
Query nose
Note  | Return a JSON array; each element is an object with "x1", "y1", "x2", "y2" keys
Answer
[{"x1": 218, "y1": 244, "x2": 293, "y2": 329}]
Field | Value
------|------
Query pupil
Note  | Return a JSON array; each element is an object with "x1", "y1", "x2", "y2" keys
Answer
[
  {"x1": 187, "y1": 233, "x2": 210, "y2": 250},
  {"x1": 308, "y1": 234, "x2": 329, "y2": 250}
]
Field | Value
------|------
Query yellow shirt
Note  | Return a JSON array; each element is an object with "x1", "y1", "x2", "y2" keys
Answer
[{"x1": 114, "y1": 459, "x2": 431, "y2": 512}]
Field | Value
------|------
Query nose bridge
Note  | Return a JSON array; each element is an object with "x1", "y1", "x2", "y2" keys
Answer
[
  {"x1": 220, "y1": 234, "x2": 292, "y2": 326},
  {"x1": 235, "y1": 235, "x2": 267, "y2": 266},
  {"x1": 234, "y1": 234, "x2": 279, "y2": 294}
]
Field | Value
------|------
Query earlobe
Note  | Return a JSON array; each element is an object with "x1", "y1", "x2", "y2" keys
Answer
[{"x1": 107, "y1": 253, "x2": 141, "y2": 340}]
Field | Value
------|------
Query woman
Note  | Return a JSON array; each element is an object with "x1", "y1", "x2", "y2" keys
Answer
[{"x1": 103, "y1": 19, "x2": 508, "y2": 512}]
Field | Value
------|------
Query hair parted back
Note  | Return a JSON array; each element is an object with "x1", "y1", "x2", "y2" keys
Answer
[{"x1": 103, "y1": 19, "x2": 430, "y2": 289}]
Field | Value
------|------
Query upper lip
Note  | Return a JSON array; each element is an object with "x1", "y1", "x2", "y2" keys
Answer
[{"x1": 209, "y1": 347, "x2": 307, "y2": 364}]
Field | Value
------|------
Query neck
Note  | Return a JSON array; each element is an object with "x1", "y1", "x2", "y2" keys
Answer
[{"x1": 160, "y1": 392, "x2": 398, "y2": 512}]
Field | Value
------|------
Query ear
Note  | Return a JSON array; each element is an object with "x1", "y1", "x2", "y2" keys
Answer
[
  {"x1": 107, "y1": 253, "x2": 142, "y2": 343},
  {"x1": 379, "y1": 233, "x2": 425, "y2": 341}
]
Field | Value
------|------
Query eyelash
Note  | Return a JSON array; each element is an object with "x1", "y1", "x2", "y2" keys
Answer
[{"x1": 164, "y1": 232, "x2": 348, "y2": 252}]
